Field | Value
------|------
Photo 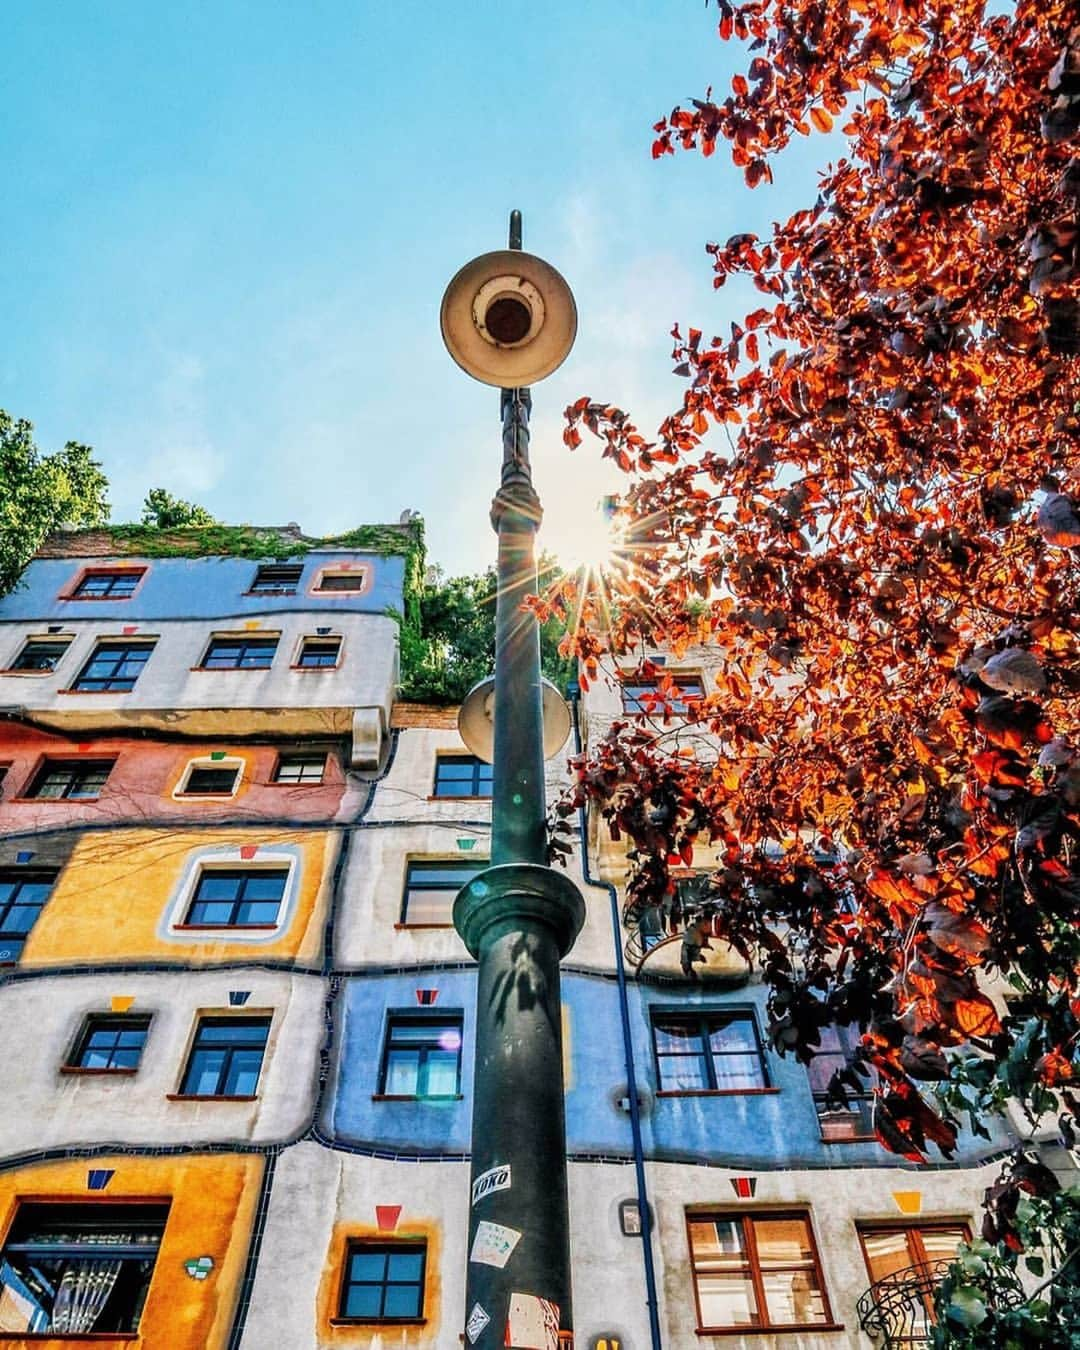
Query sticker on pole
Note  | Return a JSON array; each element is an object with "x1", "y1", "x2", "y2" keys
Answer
[
  {"x1": 472, "y1": 1163, "x2": 512, "y2": 1206},
  {"x1": 467, "y1": 1302, "x2": 491, "y2": 1343},
  {"x1": 504, "y1": 1291, "x2": 560, "y2": 1349},
  {"x1": 470, "y1": 1220, "x2": 522, "y2": 1268}
]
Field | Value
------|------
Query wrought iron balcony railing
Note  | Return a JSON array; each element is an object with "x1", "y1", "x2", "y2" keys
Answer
[{"x1": 857, "y1": 1260, "x2": 952, "y2": 1348}]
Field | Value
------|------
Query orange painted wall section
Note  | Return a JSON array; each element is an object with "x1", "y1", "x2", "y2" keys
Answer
[
  {"x1": 0, "y1": 1153, "x2": 263, "y2": 1348},
  {"x1": 21, "y1": 827, "x2": 339, "y2": 967},
  {"x1": 0, "y1": 724, "x2": 350, "y2": 828}
]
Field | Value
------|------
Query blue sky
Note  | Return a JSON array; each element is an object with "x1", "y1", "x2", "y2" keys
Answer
[{"x1": 2, "y1": 1, "x2": 824, "y2": 573}]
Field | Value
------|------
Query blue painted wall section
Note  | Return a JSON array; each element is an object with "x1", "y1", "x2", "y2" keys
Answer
[
  {"x1": 0, "y1": 552, "x2": 405, "y2": 622},
  {"x1": 326, "y1": 971, "x2": 1009, "y2": 1167}
]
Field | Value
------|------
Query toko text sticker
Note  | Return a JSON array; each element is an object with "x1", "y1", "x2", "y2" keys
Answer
[
  {"x1": 469, "y1": 1219, "x2": 522, "y2": 1268},
  {"x1": 472, "y1": 1163, "x2": 512, "y2": 1206}
]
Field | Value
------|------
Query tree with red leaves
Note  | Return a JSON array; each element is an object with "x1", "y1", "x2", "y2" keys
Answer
[{"x1": 556, "y1": 2, "x2": 1080, "y2": 1340}]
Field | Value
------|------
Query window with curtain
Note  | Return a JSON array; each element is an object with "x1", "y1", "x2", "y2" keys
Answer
[
  {"x1": 400, "y1": 860, "x2": 486, "y2": 926},
  {"x1": 652, "y1": 1009, "x2": 768, "y2": 1092},
  {"x1": 0, "y1": 1201, "x2": 168, "y2": 1334},
  {"x1": 379, "y1": 1015, "x2": 463, "y2": 1099}
]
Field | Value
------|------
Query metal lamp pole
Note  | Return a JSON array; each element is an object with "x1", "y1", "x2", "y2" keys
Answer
[{"x1": 450, "y1": 212, "x2": 585, "y2": 1347}]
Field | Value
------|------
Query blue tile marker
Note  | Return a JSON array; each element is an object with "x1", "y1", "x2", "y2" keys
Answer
[{"x1": 87, "y1": 1169, "x2": 115, "y2": 1191}]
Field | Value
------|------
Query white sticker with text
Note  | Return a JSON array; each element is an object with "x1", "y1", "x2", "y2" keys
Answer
[
  {"x1": 470, "y1": 1220, "x2": 522, "y2": 1269},
  {"x1": 472, "y1": 1163, "x2": 512, "y2": 1206}
]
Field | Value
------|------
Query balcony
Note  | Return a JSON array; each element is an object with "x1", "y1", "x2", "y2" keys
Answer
[
  {"x1": 622, "y1": 877, "x2": 751, "y2": 986},
  {"x1": 857, "y1": 1261, "x2": 1023, "y2": 1348}
]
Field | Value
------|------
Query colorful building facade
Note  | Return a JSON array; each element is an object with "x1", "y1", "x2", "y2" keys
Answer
[{"x1": 0, "y1": 525, "x2": 1050, "y2": 1348}]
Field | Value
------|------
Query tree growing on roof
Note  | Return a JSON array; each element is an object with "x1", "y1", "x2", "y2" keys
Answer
[{"x1": 556, "y1": 3, "x2": 1080, "y2": 1340}]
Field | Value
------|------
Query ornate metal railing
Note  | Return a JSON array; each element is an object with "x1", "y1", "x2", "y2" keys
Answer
[{"x1": 857, "y1": 1260, "x2": 951, "y2": 1348}]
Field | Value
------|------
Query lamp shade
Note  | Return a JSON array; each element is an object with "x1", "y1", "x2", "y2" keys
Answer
[
  {"x1": 457, "y1": 676, "x2": 572, "y2": 764},
  {"x1": 440, "y1": 249, "x2": 577, "y2": 387}
]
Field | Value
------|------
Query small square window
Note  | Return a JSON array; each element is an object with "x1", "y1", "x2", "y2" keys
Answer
[
  {"x1": 379, "y1": 1014, "x2": 463, "y2": 1099},
  {"x1": 200, "y1": 635, "x2": 279, "y2": 670},
  {"x1": 315, "y1": 569, "x2": 367, "y2": 593},
  {"x1": 71, "y1": 641, "x2": 155, "y2": 692},
  {"x1": 297, "y1": 636, "x2": 341, "y2": 668},
  {"x1": 622, "y1": 674, "x2": 704, "y2": 714},
  {"x1": 27, "y1": 759, "x2": 115, "y2": 800},
  {"x1": 7, "y1": 638, "x2": 71, "y2": 672},
  {"x1": 70, "y1": 569, "x2": 145, "y2": 600},
  {"x1": 179, "y1": 765, "x2": 241, "y2": 796},
  {"x1": 433, "y1": 755, "x2": 492, "y2": 798},
  {"x1": 807, "y1": 1024, "x2": 876, "y2": 1141},
  {"x1": 0, "y1": 869, "x2": 57, "y2": 965},
  {"x1": 339, "y1": 1240, "x2": 426, "y2": 1323},
  {"x1": 68, "y1": 1014, "x2": 151, "y2": 1072},
  {"x1": 182, "y1": 868, "x2": 288, "y2": 928},
  {"x1": 688, "y1": 1210, "x2": 833, "y2": 1331},
  {"x1": 401, "y1": 860, "x2": 486, "y2": 927},
  {"x1": 178, "y1": 1015, "x2": 270, "y2": 1097},
  {"x1": 652, "y1": 1009, "x2": 768, "y2": 1093},
  {"x1": 248, "y1": 564, "x2": 303, "y2": 595},
  {"x1": 273, "y1": 753, "x2": 327, "y2": 784},
  {"x1": 0, "y1": 1201, "x2": 168, "y2": 1333}
]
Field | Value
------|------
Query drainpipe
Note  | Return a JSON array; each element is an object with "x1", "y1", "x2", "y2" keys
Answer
[{"x1": 569, "y1": 684, "x2": 663, "y2": 1350}]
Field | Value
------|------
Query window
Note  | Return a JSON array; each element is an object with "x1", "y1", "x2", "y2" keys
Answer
[
  {"x1": 688, "y1": 1211, "x2": 833, "y2": 1332},
  {"x1": 7, "y1": 638, "x2": 71, "y2": 673},
  {"x1": 67, "y1": 1015, "x2": 151, "y2": 1073},
  {"x1": 70, "y1": 641, "x2": 154, "y2": 693},
  {"x1": 622, "y1": 674, "x2": 704, "y2": 714},
  {"x1": 178, "y1": 1016, "x2": 270, "y2": 1097},
  {"x1": 71, "y1": 569, "x2": 144, "y2": 599},
  {"x1": 379, "y1": 1014, "x2": 463, "y2": 1099},
  {"x1": 0, "y1": 1201, "x2": 168, "y2": 1334},
  {"x1": 200, "y1": 635, "x2": 279, "y2": 670},
  {"x1": 179, "y1": 765, "x2": 240, "y2": 796},
  {"x1": 338, "y1": 1240, "x2": 426, "y2": 1323},
  {"x1": 401, "y1": 860, "x2": 484, "y2": 927},
  {"x1": 0, "y1": 870, "x2": 56, "y2": 965},
  {"x1": 296, "y1": 636, "x2": 341, "y2": 668},
  {"x1": 860, "y1": 1223, "x2": 970, "y2": 1346},
  {"x1": 27, "y1": 758, "x2": 115, "y2": 800},
  {"x1": 808, "y1": 1024, "x2": 875, "y2": 1141},
  {"x1": 433, "y1": 755, "x2": 492, "y2": 798},
  {"x1": 272, "y1": 752, "x2": 327, "y2": 784},
  {"x1": 314, "y1": 568, "x2": 367, "y2": 593},
  {"x1": 248, "y1": 563, "x2": 303, "y2": 595},
  {"x1": 181, "y1": 868, "x2": 288, "y2": 928},
  {"x1": 652, "y1": 1009, "x2": 768, "y2": 1093}
]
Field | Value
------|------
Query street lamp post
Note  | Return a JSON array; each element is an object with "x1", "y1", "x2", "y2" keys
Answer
[{"x1": 442, "y1": 213, "x2": 586, "y2": 1348}]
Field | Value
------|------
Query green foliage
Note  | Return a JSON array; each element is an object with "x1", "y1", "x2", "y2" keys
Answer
[
  {"x1": 399, "y1": 560, "x2": 572, "y2": 705},
  {"x1": 0, "y1": 411, "x2": 109, "y2": 597},
  {"x1": 933, "y1": 1189, "x2": 1080, "y2": 1349},
  {"x1": 140, "y1": 488, "x2": 217, "y2": 528}
]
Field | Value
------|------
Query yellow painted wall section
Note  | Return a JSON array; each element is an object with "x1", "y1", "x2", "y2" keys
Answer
[
  {"x1": 22, "y1": 827, "x2": 338, "y2": 966},
  {"x1": 0, "y1": 1152, "x2": 263, "y2": 1349},
  {"x1": 317, "y1": 1217, "x2": 443, "y2": 1345}
]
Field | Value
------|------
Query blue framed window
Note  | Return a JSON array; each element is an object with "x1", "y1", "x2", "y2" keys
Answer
[
  {"x1": 179, "y1": 1016, "x2": 270, "y2": 1097},
  {"x1": 69, "y1": 1015, "x2": 151, "y2": 1072},
  {"x1": 296, "y1": 637, "x2": 341, "y2": 668},
  {"x1": 401, "y1": 860, "x2": 484, "y2": 926},
  {"x1": 432, "y1": 755, "x2": 492, "y2": 798},
  {"x1": 7, "y1": 639, "x2": 71, "y2": 672},
  {"x1": 71, "y1": 569, "x2": 144, "y2": 599},
  {"x1": 248, "y1": 563, "x2": 302, "y2": 595},
  {"x1": 339, "y1": 1240, "x2": 426, "y2": 1322},
  {"x1": 379, "y1": 1014, "x2": 463, "y2": 1099},
  {"x1": 182, "y1": 868, "x2": 288, "y2": 928},
  {"x1": 200, "y1": 635, "x2": 278, "y2": 670},
  {"x1": 0, "y1": 870, "x2": 56, "y2": 965},
  {"x1": 71, "y1": 642, "x2": 154, "y2": 692},
  {"x1": 652, "y1": 1009, "x2": 767, "y2": 1093}
]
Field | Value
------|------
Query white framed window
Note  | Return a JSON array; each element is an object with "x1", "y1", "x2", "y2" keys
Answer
[
  {"x1": 162, "y1": 846, "x2": 300, "y2": 944},
  {"x1": 173, "y1": 757, "x2": 244, "y2": 800}
]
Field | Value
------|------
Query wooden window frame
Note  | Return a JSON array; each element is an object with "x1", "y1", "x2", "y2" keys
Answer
[{"x1": 686, "y1": 1207, "x2": 840, "y2": 1334}]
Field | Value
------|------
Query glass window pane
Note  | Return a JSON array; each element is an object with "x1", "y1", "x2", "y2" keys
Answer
[
  {"x1": 348, "y1": 1252, "x2": 387, "y2": 1283},
  {"x1": 709, "y1": 1017, "x2": 758, "y2": 1053},
  {"x1": 244, "y1": 873, "x2": 286, "y2": 900},
  {"x1": 760, "y1": 1268, "x2": 827, "y2": 1326},
  {"x1": 658, "y1": 1052, "x2": 709, "y2": 1091},
  {"x1": 697, "y1": 1272, "x2": 759, "y2": 1327},
  {"x1": 754, "y1": 1218, "x2": 815, "y2": 1266},
  {"x1": 344, "y1": 1285, "x2": 383, "y2": 1318},
  {"x1": 711, "y1": 1053, "x2": 765, "y2": 1090},
  {"x1": 920, "y1": 1229, "x2": 969, "y2": 1263},
  {"x1": 404, "y1": 891, "x2": 453, "y2": 925},
  {"x1": 387, "y1": 1252, "x2": 423, "y2": 1282},
  {"x1": 653, "y1": 1019, "x2": 702, "y2": 1051},
  {"x1": 385, "y1": 1051, "x2": 420, "y2": 1095},
  {"x1": 863, "y1": 1229, "x2": 917, "y2": 1282},
  {"x1": 690, "y1": 1218, "x2": 746, "y2": 1264},
  {"x1": 421, "y1": 1051, "x2": 459, "y2": 1096},
  {"x1": 383, "y1": 1284, "x2": 421, "y2": 1317},
  {"x1": 185, "y1": 1049, "x2": 226, "y2": 1095},
  {"x1": 236, "y1": 900, "x2": 281, "y2": 925}
]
